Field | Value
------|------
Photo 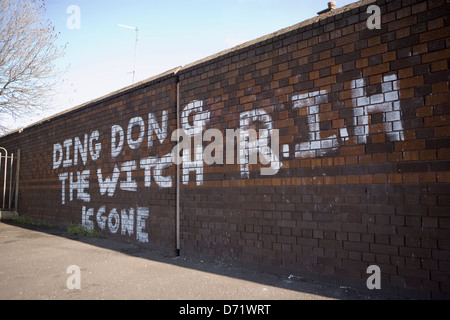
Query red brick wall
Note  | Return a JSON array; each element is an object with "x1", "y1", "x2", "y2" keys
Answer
[
  {"x1": 1, "y1": 0, "x2": 449, "y2": 298},
  {"x1": 176, "y1": 0, "x2": 450, "y2": 298}
]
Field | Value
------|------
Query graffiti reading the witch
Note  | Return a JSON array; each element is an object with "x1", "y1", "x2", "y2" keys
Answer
[{"x1": 51, "y1": 74, "x2": 404, "y2": 242}]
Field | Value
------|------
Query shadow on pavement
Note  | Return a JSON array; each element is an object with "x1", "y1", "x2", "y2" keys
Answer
[{"x1": 2, "y1": 221, "x2": 403, "y2": 300}]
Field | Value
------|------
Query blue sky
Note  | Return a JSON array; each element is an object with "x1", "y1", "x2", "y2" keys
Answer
[{"x1": 7, "y1": 0, "x2": 357, "y2": 130}]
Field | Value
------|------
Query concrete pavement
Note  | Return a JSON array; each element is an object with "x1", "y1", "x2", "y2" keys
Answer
[{"x1": 0, "y1": 221, "x2": 386, "y2": 300}]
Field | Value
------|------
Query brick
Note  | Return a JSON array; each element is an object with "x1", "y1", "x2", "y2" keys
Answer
[
  {"x1": 424, "y1": 115, "x2": 450, "y2": 127},
  {"x1": 437, "y1": 148, "x2": 450, "y2": 159},
  {"x1": 395, "y1": 140, "x2": 426, "y2": 151},
  {"x1": 417, "y1": 106, "x2": 433, "y2": 117},
  {"x1": 343, "y1": 241, "x2": 369, "y2": 252},
  {"x1": 419, "y1": 26, "x2": 450, "y2": 43},
  {"x1": 388, "y1": 15, "x2": 417, "y2": 32},
  {"x1": 362, "y1": 63, "x2": 390, "y2": 77},
  {"x1": 370, "y1": 243, "x2": 398, "y2": 255},
  {"x1": 361, "y1": 43, "x2": 388, "y2": 58},
  {"x1": 394, "y1": 76, "x2": 424, "y2": 89},
  {"x1": 387, "y1": 35, "x2": 419, "y2": 51},
  {"x1": 424, "y1": 70, "x2": 450, "y2": 84},
  {"x1": 339, "y1": 145, "x2": 365, "y2": 156},
  {"x1": 432, "y1": 82, "x2": 449, "y2": 94},
  {"x1": 422, "y1": 48, "x2": 450, "y2": 63},
  {"x1": 390, "y1": 55, "x2": 421, "y2": 70},
  {"x1": 426, "y1": 93, "x2": 450, "y2": 107},
  {"x1": 438, "y1": 172, "x2": 450, "y2": 182}
]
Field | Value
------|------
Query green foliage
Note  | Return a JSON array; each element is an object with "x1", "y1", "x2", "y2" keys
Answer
[
  {"x1": 11, "y1": 215, "x2": 101, "y2": 238},
  {"x1": 66, "y1": 223, "x2": 101, "y2": 238},
  {"x1": 11, "y1": 215, "x2": 54, "y2": 228}
]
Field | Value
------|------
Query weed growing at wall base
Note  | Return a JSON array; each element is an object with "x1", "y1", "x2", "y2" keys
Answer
[
  {"x1": 11, "y1": 215, "x2": 55, "y2": 228},
  {"x1": 67, "y1": 222, "x2": 101, "y2": 238}
]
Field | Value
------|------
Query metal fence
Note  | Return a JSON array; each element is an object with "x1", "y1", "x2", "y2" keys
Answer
[{"x1": 0, "y1": 148, "x2": 20, "y2": 211}]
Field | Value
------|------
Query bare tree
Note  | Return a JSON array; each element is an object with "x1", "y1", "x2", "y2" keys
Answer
[{"x1": 0, "y1": 0, "x2": 64, "y2": 134}]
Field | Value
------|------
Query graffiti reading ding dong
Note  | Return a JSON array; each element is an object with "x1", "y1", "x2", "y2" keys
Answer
[{"x1": 52, "y1": 73, "x2": 404, "y2": 243}]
